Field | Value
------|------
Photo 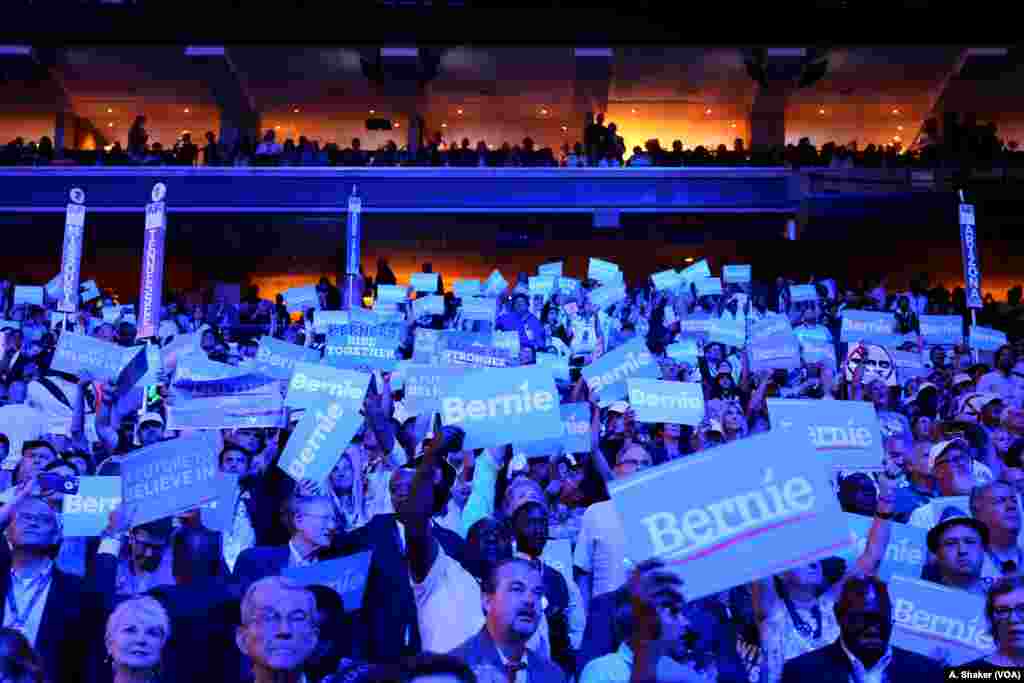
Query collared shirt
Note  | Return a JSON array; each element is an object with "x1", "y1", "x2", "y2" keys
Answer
[
  {"x1": 288, "y1": 541, "x2": 317, "y2": 568},
  {"x1": 411, "y1": 546, "x2": 551, "y2": 657},
  {"x1": 223, "y1": 490, "x2": 256, "y2": 573},
  {"x1": 493, "y1": 638, "x2": 529, "y2": 683},
  {"x1": 580, "y1": 642, "x2": 633, "y2": 683},
  {"x1": 839, "y1": 638, "x2": 893, "y2": 683},
  {"x1": 2, "y1": 560, "x2": 54, "y2": 647}
]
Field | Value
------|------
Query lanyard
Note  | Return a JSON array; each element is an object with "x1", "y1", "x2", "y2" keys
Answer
[{"x1": 6, "y1": 569, "x2": 52, "y2": 630}]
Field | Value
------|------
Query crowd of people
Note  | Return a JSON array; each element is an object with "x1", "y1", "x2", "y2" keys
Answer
[
  {"x1": 2, "y1": 112, "x2": 1020, "y2": 171},
  {"x1": 0, "y1": 248, "x2": 1022, "y2": 683}
]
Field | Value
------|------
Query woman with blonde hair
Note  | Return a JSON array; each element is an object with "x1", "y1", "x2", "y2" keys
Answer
[{"x1": 105, "y1": 596, "x2": 171, "y2": 683}]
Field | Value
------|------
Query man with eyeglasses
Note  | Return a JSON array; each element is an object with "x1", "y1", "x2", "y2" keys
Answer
[
  {"x1": 971, "y1": 480, "x2": 1024, "y2": 581},
  {"x1": 236, "y1": 576, "x2": 320, "y2": 683},
  {"x1": 0, "y1": 485, "x2": 93, "y2": 683},
  {"x1": 234, "y1": 495, "x2": 342, "y2": 592},
  {"x1": 907, "y1": 439, "x2": 978, "y2": 529},
  {"x1": 95, "y1": 512, "x2": 175, "y2": 597}
]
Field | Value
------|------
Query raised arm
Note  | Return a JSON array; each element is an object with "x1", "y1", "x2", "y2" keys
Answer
[{"x1": 586, "y1": 384, "x2": 615, "y2": 483}]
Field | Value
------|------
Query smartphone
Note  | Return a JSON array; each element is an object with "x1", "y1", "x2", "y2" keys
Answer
[{"x1": 38, "y1": 473, "x2": 79, "y2": 495}]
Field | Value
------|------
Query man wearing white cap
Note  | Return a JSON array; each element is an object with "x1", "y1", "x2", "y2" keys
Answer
[{"x1": 908, "y1": 439, "x2": 979, "y2": 529}]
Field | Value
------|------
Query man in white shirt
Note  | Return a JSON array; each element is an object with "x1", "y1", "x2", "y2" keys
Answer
[{"x1": 574, "y1": 443, "x2": 652, "y2": 609}]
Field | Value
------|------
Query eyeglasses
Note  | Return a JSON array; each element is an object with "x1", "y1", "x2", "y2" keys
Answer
[
  {"x1": 247, "y1": 609, "x2": 314, "y2": 630},
  {"x1": 993, "y1": 605, "x2": 1024, "y2": 622},
  {"x1": 16, "y1": 512, "x2": 55, "y2": 527},
  {"x1": 937, "y1": 455, "x2": 971, "y2": 469}
]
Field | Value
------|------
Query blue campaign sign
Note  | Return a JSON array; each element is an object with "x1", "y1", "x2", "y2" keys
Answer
[
  {"x1": 796, "y1": 327, "x2": 836, "y2": 366},
  {"x1": 414, "y1": 329, "x2": 515, "y2": 369},
  {"x1": 51, "y1": 333, "x2": 148, "y2": 389},
  {"x1": 253, "y1": 336, "x2": 321, "y2": 381},
  {"x1": 410, "y1": 272, "x2": 440, "y2": 293},
  {"x1": 200, "y1": 474, "x2": 240, "y2": 533},
  {"x1": 677, "y1": 317, "x2": 712, "y2": 339},
  {"x1": 285, "y1": 361, "x2": 371, "y2": 412},
  {"x1": 402, "y1": 363, "x2": 476, "y2": 416},
  {"x1": 324, "y1": 322, "x2": 404, "y2": 371},
  {"x1": 767, "y1": 399, "x2": 885, "y2": 472},
  {"x1": 708, "y1": 316, "x2": 746, "y2": 348},
  {"x1": 283, "y1": 285, "x2": 320, "y2": 313},
  {"x1": 278, "y1": 391, "x2": 366, "y2": 482},
  {"x1": 892, "y1": 350, "x2": 930, "y2": 382},
  {"x1": 283, "y1": 551, "x2": 374, "y2": 612},
  {"x1": 609, "y1": 430, "x2": 851, "y2": 600},
  {"x1": 627, "y1": 379, "x2": 704, "y2": 425},
  {"x1": 652, "y1": 269, "x2": 683, "y2": 291},
  {"x1": 518, "y1": 402, "x2": 592, "y2": 456},
  {"x1": 62, "y1": 477, "x2": 122, "y2": 536},
  {"x1": 377, "y1": 284, "x2": 410, "y2": 305},
  {"x1": 749, "y1": 332, "x2": 802, "y2": 372},
  {"x1": 888, "y1": 575, "x2": 993, "y2": 666},
  {"x1": 453, "y1": 280, "x2": 481, "y2": 298},
  {"x1": 665, "y1": 339, "x2": 700, "y2": 367},
  {"x1": 412, "y1": 295, "x2": 445, "y2": 319},
  {"x1": 538, "y1": 261, "x2": 563, "y2": 278},
  {"x1": 723, "y1": 265, "x2": 752, "y2": 284},
  {"x1": 789, "y1": 285, "x2": 818, "y2": 303},
  {"x1": 751, "y1": 315, "x2": 793, "y2": 344},
  {"x1": 535, "y1": 352, "x2": 570, "y2": 382},
  {"x1": 484, "y1": 269, "x2": 508, "y2": 295},
  {"x1": 121, "y1": 432, "x2": 221, "y2": 526},
  {"x1": 439, "y1": 365, "x2": 562, "y2": 450},
  {"x1": 695, "y1": 277, "x2": 723, "y2": 297},
  {"x1": 313, "y1": 310, "x2": 350, "y2": 335},
  {"x1": 589, "y1": 285, "x2": 626, "y2": 310},
  {"x1": 588, "y1": 257, "x2": 620, "y2": 283},
  {"x1": 679, "y1": 259, "x2": 711, "y2": 284},
  {"x1": 919, "y1": 315, "x2": 963, "y2": 346},
  {"x1": 970, "y1": 325, "x2": 1008, "y2": 352},
  {"x1": 840, "y1": 310, "x2": 904, "y2": 347},
  {"x1": 839, "y1": 513, "x2": 928, "y2": 582},
  {"x1": 558, "y1": 276, "x2": 580, "y2": 294},
  {"x1": 582, "y1": 336, "x2": 660, "y2": 402}
]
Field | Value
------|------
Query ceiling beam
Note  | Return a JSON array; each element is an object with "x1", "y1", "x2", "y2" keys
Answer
[{"x1": 186, "y1": 45, "x2": 257, "y2": 116}]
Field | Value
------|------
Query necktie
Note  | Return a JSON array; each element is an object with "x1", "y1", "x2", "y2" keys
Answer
[{"x1": 505, "y1": 661, "x2": 526, "y2": 683}]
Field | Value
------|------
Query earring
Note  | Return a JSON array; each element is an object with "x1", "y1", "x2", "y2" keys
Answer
[{"x1": 105, "y1": 654, "x2": 112, "y2": 665}]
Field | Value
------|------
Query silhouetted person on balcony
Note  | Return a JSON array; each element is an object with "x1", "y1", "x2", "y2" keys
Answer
[
  {"x1": 128, "y1": 115, "x2": 148, "y2": 161},
  {"x1": 343, "y1": 138, "x2": 366, "y2": 166},
  {"x1": 202, "y1": 132, "x2": 221, "y2": 167},
  {"x1": 177, "y1": 133, "x2": 198, "y2": 167},
  {"x1": 255, "y1": 129, "x2": 283, "y2": 165}
]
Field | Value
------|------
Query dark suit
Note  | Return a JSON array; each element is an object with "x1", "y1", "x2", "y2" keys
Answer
[
  {"x1": 148, "y1": 581, "x2": 243, "y2": 683},
  {"x1": 0, "y1": 547, "x2": 99, "y2": 683},
  {"x1": 336, "y1": 513, "x2": 470, "y2": 662},
  {"x1": 232, "y1": 544, "x2": 290, "y2": 590},
  {"x1": 450, "y1": 626, "x2": 566, "y2": 683},
  {"x1": 780, "y1": 639, "x2": 943, "y2": 683}
]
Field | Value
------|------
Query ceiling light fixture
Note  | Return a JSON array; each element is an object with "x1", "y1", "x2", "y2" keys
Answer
[
  {"x1": 184, "y1": 108, "x2": 190, "y2": 113},
  {"x1": 456, "y1": 108, "x2": 464, "y2": 115},
  {"x1": 107, "y1": 122, "x2": 113, "y2": 127},
  {"x1": 819, "y1": 108, "x2": 826, "y2": 115},
  {"x1": 892, "y1": 108, "x2": 900, "y2": 115},
  {"x1": 540, "y1": 108, "x2": 549, "y2": 115},
  {"x1": 897, "y1": 125, "x2": 904, "y2": 131},
  {"x1": 561, "y1": 125, "x2": 568, "y2": 132},
  {"x1": 631, "y1": 107, "x2": 638, "y2": 114},
  {"x1": 107, "y1": 107, "x2": 113, "y2": 114},
  {"x1": 684, "y1": 257, "x2": 695, "y2": 263},
  {"x1": 441, "y1": 122, "x2": 447, "y2": 128},
  {"x1": 394, "y1": 122, "x2": 400, "y2": 128},
  {"x1": 705, "y1": 108, "x2": 712, "y2": 115},
  {"x1": 293, "y1": 108, "x2": 300, "y2": 113},
  {"x1": 369, "y1": 109, "x2": 376, "y2": 114}
]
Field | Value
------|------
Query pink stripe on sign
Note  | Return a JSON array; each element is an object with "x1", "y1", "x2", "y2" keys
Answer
[
  {"x1": 765, "y1": 538, "x2": 856, "y2": 573},
  {"x1": 664, "y1": 512, "x2": 819, "y2": 566},
  {"x1": 895, "y1": 626, "x2": 984, "y2": 652}
]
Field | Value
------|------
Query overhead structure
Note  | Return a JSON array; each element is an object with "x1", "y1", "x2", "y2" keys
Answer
[{"x1": 744, "y1": 47, "x2": 830, "y2": 151}]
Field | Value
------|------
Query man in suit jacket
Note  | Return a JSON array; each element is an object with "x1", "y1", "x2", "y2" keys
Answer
[
  {"x1": 781, "y1": 575, "x2": 943, "y2": 682},
  {"x1": 149, "y1": 527, "x2": 243, "y2": 683},
  {"x1": 451, "y1": 558, "x2": 566, "y2": 683},
  {"x1": 233, "y1": 494, "x2": 342, "y2": 591},
  {"x1": 336, "y1": 467, "x2": 470, "y2": 662},
  {"x1": 0, "y1": 494, "x2": 99, "y2": 683}
]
